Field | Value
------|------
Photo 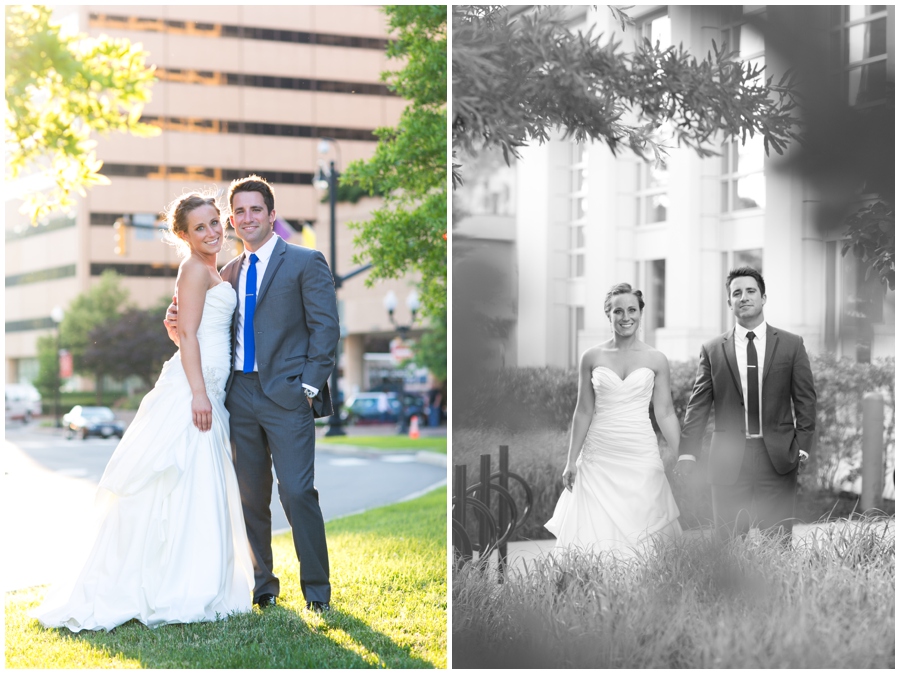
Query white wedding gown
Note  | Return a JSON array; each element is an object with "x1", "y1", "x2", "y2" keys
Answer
[
  {"x1": 545, "y1": 366, "x2": 682, "y2": 556},
  {"x1": 32, "y1": 283, "x2": 253, "y2": 631}
]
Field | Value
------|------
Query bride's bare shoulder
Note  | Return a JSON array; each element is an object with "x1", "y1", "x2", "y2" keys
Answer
[{"x1": 581, "y1": 341, "x2": 614, "y2": 369}]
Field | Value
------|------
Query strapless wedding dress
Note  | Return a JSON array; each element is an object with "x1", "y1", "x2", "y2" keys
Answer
[
  {"x1": 32, "y1": 283, "x2": 253, "y2": 631},
  {"x1": 545, "y1": 366, "x2": 681, "y2": 556}
]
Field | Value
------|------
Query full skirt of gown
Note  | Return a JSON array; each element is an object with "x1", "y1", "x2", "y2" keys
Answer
[
  {"x1": 545, "y1": 366, "x2": 681, "y2": 557},
  {"x1": 31, "y1": 283, "x2": 253, "y2": 631}
]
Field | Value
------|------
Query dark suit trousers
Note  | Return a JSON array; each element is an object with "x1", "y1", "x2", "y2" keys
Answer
[
  {"x1": 711, "y1": 437, "x2": 798, "y2": 540},
  {"x1": 226, "y1": 372, "x2": 331, "y2": 604}
]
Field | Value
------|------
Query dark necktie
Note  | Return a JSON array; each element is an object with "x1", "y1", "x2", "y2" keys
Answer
[
  {"x1": 242, "y1": 253, "x2": 259, "y2": 373},
  {"x1": 747, "y1": 331, "x2": 760, "y2": 435}
]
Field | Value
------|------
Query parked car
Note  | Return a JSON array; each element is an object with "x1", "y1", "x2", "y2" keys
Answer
[
  {"x1": 63, "y1": 406, "x2": 126, "y2": 440},
  {"x1": 342, "y1": 392, "x2": 397, "y2": 425},
  {"x1": 5, "y1": 383, "x2": 42, "y2": 424},
  {"x1": 342, "y1": 391, "x2": 427, "y2": 426}
]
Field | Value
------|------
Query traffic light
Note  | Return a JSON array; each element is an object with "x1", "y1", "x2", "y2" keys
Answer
[{"x1": 113, "y1": 217, "x2": 127, "y2": 256}]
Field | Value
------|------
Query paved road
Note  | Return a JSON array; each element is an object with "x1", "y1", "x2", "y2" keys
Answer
[{"x1": 3, "y1": 423, "x2": 446, "y2": 592}]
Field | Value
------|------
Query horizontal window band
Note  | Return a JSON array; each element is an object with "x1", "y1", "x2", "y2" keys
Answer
[
  {"x1": 89, "y1": 13, "x2": 389, "y2": 51},
  {"x1": 140, "y1": 116, "x2": 377, "y2": 142},
  {"x1": 6, "y1": 216, "x2": 76, "y2": 242},
  {"x1": 101, "y1": 165, "x2": 315, "y2": 186},
  {"x1": 5, "y1": 264, "x2": 77, "y2": 288},
  {"x1": 156, "y1": 68, "x2": 393, "y2": 96},
  {"x1": 6, "y1": 317, "x2": 57, "y2": 333},
  {"x1": 90, "y1": 263, "x2": 181, "y2": 278}
]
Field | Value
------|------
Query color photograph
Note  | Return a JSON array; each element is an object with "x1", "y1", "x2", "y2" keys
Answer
[{"x1": 5, "y1": 4, "x2": 447, "y2": 668}]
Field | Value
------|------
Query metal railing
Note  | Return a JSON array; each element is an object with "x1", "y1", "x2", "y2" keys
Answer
[{"x1": 452, "y1": 445, "x2": 534, "y2": 575}]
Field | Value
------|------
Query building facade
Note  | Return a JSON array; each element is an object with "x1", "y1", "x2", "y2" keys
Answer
[
  {"x1": 467, "y1": 5, "x2": 894, "y2": 369},
  {"x1": 6, "y1": 6, "x2": 431, "y2": 397}
]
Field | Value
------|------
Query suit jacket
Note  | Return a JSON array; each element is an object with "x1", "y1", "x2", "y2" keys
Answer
[
  {"x1": 222, "y1": 236, "x2": 340, "y2": 419},
  {"x1": 680, "y1": 323, "x2": 817, "y2": 485}
]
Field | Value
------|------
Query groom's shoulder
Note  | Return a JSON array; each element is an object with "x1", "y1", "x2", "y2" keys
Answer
[
  {"x1": 281, "y1": 239, "x2": 327, "y2": 264},
  {"x1": 769, "y1": 324, "x2": 805, "y2": 347},
  {"x1": 701, "y1": 330, "x2": 731, "y2": 351}
]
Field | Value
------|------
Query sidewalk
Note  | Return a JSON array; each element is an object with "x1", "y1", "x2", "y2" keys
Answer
[{"x1": 482, "y1": 519, "x2": 895, "y2": 576}]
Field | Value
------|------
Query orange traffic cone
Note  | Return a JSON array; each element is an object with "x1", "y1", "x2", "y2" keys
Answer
[{"x1": 409, "y1": 414, "x2": 420, "y2": 439}]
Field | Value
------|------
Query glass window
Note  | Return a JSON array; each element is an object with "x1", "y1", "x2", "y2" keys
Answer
[
  {"x1": 635, "y1": 161, "x2": 668, "y2": 225},
  {"x1": 831, "y1": 6, "x2": 890, "y2": 107},
  {"x1": 720, "y1": 13, "x2": 767, "y2": 214},
  {"x1": 651, "y1": 259, "x2": 666, "y2": 329}
]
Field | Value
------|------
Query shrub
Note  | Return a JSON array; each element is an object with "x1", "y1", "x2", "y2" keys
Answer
[{"x1": 453, "y1": 356, "x2": 895, "y2": 540}]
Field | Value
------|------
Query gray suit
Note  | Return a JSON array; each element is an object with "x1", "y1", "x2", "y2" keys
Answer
[
  {"x1": 222, "y1": 236, "x2": 340, "y2": 604},
  {"x1": 680, "y1": 324, "x2": 817, "y2": 537}
]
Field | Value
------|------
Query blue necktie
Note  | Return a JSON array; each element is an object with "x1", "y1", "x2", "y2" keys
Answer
[{"x1": 242, "y1": 253, "x2": 259, "y2": 373}]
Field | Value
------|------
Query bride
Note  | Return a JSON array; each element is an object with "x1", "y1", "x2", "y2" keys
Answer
[
  {"x1": 31, "y1": 192, "x2": 253, "y2": 631},
  {"x1": 545, "y1": 283, "x2": 682, "y2": 556}
]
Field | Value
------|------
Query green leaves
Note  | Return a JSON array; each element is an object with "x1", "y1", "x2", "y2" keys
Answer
[
  {"x1": 5, "y1": 5, "x2": 159, "y2": 222},
  {"x1": 341, "y1": 6, "x2": 448, "y2": 328},
  {"x1": 452, "y1": 6, "x2": 802, "y2": 186},
  {"x1": 841, "y1": 201, "x2": 895, "y2": 291}
]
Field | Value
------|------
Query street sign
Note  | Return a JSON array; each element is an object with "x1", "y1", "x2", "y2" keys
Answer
[
  {"x1": 390, "y1": 338, "x2": 414, "y2": 365},
  {"x1": 59, "y1": 350, "x2": 72, "y2": 378}
]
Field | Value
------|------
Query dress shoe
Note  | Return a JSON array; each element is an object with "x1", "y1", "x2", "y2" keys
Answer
[
  {"x1": 255, "y1": 593, "x2": 277, "y2": 609},
  {"x1": 306, "y1": 601, "x2": 331, "y2": 614}
]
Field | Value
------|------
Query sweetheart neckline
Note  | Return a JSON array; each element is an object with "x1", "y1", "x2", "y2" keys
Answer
[
  {"x1": 207, "y1": 282, "x2": 230, "y2": 293},
  {"x1": 592, "y1": 365, "x2": 654, "y2": 381}
]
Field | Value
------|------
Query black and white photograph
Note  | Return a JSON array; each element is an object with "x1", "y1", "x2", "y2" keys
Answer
[{"x1": 451, "y1": 5, "x2": 894, "y2": 669}]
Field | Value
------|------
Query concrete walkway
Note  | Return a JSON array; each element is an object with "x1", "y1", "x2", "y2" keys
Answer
[{"x1": 482, "y1": 519, "x2": 895, "y2": 576}]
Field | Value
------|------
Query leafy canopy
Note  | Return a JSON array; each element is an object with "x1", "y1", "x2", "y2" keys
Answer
[
  {"x1": 452, "y1": 5, "x2": 801, "y2": 187},
  {"x1": 5, "y1": 5, "x2": 158, "y2": 222},
  {"x1": 341, "y1": 5, "x2": 447, "y2": 321},
  {"x1": 57, "y1": 270, "x2": 131, "y2": 376},
  {"x1": 83, "y1": 298, "x2": 178, "y2": 388}
]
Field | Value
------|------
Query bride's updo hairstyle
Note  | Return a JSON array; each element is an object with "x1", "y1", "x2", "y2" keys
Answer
[
  {"x1": 603, "y1": 282, "x2": 645, "y2": 317},
  {"x1": 162, "y1": 190, "x2": 222, "y2": 258}
]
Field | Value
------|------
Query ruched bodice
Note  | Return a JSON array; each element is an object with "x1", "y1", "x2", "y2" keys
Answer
[
  {"x1": 581, "y1": 367, "x2": 658, "y2": 467},
  {"x1": 157, "y1": 282, "x2": 235, "y2": 404},
  {"x1": 546, "y1": 365, "x2": 681, "y2": 556}
]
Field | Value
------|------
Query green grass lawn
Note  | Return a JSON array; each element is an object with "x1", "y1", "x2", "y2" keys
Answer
[
  {"x1": 5, "y1": 487, "x2": 447, "y2": 669},
  {"x1": 319, "y1": 435, "x2": 447, "y2": 454}
]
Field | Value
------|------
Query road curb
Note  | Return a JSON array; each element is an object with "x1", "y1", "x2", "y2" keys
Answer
[{"x1": 318, "y1": 443, "x2": 447, "y2": 468}]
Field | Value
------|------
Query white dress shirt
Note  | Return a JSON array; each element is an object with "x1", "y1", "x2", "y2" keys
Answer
[{"x1": 734, "y1": 320, "x2": 766, "y2": 439}]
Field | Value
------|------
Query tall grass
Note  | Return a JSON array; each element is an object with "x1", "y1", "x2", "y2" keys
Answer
[{"x1": 452, "y1": 518, "x2": 894, "y2": 668}]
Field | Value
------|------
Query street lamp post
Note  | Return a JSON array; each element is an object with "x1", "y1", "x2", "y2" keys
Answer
[
  {"x1": 314, "y1": 138, "x2": 372, "y2": 437},
  {"x1": 50, "y1": 306, "x2": 64, "y2": 427},
  {"x1": 383, "y1": 290, "x2": 420, "y2": 434}
]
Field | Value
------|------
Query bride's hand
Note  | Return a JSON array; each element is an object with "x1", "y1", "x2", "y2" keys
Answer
[
  {"x1": 562, "y1": 463, "x2": 577, "y2": 492},
  {"x1": 192, "y1": 392, "x2": 212, "y2": 432}
]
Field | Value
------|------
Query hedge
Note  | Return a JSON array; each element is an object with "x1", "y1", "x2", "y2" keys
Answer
[{"x1": 453, "y1": 355, "x2": 895, "y2": 539}]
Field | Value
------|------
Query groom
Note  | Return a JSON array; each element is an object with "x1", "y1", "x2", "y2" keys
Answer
[
  {"x1": 674, "y1": 267, "x2": 817, "y2": 541},
  {"x1": 167, "y1": 175, "x2": 340, "y2": 611}
]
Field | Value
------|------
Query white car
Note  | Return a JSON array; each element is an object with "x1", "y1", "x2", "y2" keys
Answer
[{"x1": 5, "y1": 383, "x2": 42, "y2": 423}]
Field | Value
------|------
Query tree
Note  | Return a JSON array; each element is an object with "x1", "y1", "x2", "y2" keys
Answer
[
  {"x1": 58, "y1": 270, "x2": 131, "y2": 399},
  {"x1": 82, "y1": 298, "x2": 177, "y2": 390},
  {"x1": 33, "y1": 334, "x2": 60, "y2": 402},
  {"x1": 341, "y1": 5, "x2": 447, "y2": 321},
  {"x1": 5, "y1": 5, "x2": 158, "y2": 222},
  {"x1": 452, "y1": 5, "x2": 800, "y2": 188},
  {"x1": 414, "y1": 311, "x2": 446, "y2": 382}
]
